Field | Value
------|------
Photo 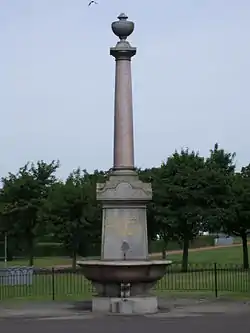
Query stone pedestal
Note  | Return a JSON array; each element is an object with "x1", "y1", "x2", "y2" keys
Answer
[
  {"x1": 92, "y1": 296, "x2": 158, "y2": 314},
  {"x1": 97, "y1": 170, "x2": 152, "y2": 260}
]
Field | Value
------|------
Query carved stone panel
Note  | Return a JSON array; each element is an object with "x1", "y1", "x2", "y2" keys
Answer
[{"x1": 97, "y1": 180, "x2": 152, "y2": 202}]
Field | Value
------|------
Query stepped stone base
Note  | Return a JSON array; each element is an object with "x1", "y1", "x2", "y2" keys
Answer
[{"x1": 92, "y1": 296, "x2": 158, "y2": 314}]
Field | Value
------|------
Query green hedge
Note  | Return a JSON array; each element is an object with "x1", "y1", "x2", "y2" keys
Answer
[
  {"x1": 149, "y1": 235, "x2": 215, "y2": 254},
  {"x1": 0, "y1": 242, "x2": 68, "y2": 260},
  {"x1": 0, "y1": 241, "x2": 101, "y2": 260}
]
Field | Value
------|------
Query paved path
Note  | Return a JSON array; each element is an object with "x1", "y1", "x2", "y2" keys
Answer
[
  {"x1": 1, "y1": 298, "x2": 249, "y2": 332},
  {"x1": 0, "y1": 298, "x2": 249, "y2": 319},
  {"x1": 1, "y1": 313, "x2": 250, "y2": 332}
]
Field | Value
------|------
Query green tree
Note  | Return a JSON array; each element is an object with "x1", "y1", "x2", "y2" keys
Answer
[
  {"x1": 206, "y1": 143, "x2": 236, "y2": 174},
  {"x1": 222, "y1": 166, "x2": 250, "y2": 269},
  {"x1": 201, "y1": 144, "x2": 250, "y2": 268},
  {"x1": 81, "y1": 169, "x2": 109, "y2": 252},
  {"x1": 139, "y1": 167, "x2": 177, "y2": 258},
  {"x1": 204, "y1": 144, "x2": 250, "y2": 267},
  {"x1": 0, "y1": 161, "x2": 59, "y2": 266},
  {"x1": 153, "y1": 150, "x2": 208, "y2": 271},
  {"x1": 138, "y1": 167, "x2": 161, "y2": 243},
  {"x1": 42, "y1": 168, "x2": 103, "y2": 268},
  {"x1": 202, "y1": 145, "x2": 235, "y2": 235},
  {"x1": 153, "y1": 148, "x2": 232, "y2": 271}
]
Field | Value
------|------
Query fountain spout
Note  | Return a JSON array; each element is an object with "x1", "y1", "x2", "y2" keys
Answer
[{"x1": 121, "y1": 240, "x2": 130, "y2": 260}]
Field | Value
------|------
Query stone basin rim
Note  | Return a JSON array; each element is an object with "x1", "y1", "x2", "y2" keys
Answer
[{"x1": 77, "y1": 260, "x2": 172, "y2": 266}]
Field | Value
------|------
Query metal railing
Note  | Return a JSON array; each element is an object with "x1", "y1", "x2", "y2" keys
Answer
[{"x1": 0, "y1": 263, "x2": 249, "y2": 301}]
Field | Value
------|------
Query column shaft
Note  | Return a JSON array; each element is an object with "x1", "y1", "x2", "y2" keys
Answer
[{"x1": 113, "y1": 59, "x2": 134, "y2": 169}]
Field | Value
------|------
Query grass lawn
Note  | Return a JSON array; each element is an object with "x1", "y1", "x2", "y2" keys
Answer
[
  {"x1": 166, "y1": 245, "x2": 249, "y2": 265},
  {"x1": 0, "y1": 245, "x2": 248, "y2": 268},
  {"x1": 0, "y1": 265, "x2": 249, "y2": 301},
  {"x1": 0, "y1": 243, "x2": 249, "y2": 268}
]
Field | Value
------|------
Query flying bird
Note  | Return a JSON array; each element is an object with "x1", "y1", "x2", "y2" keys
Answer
[{"x1": 88, "y1": 0, "x2": 98, "y2": 6}]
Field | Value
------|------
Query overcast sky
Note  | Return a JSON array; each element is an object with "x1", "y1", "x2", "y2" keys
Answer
[{"x1": 0, "y1": 0, "x2": 249, "y2": 179}]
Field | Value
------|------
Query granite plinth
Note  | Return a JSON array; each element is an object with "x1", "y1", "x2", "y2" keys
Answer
[
  {"x1": 96, "y1": 170, "x2": 152, "y2": 260},
  {"x1": 92, "y1": 296, "x2": 158, "y2": 314}
]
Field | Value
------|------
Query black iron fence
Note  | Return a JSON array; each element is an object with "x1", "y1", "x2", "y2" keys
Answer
[{"x1": 0, "y1": 263, "x2": 249, "y2": 301}]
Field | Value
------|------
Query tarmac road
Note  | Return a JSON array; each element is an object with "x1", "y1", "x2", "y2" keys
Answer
[{"x1": 1, "y1": 314, "x2": 250, "y2": 333}]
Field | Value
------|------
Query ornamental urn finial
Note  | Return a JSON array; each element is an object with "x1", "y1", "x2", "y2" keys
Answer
[{"x1": 111, "y1": 13, "x2": 134, "y2": 41}]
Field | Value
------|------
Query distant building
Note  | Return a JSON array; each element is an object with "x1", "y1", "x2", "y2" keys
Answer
[
  {"x1": 214, "y1": 233, "x2": 234, "y2": 246},
  {"x1": 199, "y1": 231, "x2": 209, "y2": 236}
]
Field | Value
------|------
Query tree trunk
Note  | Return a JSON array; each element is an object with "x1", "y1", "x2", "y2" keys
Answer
[
  {"x1": 241, "y1": 232, "x2": 249, "y2": 269},
  {"x1": 28, "y1": 236, "x2": 34, "y2": 267},
  {"x1": 182, "y1": 237, "x2": 189, "y2": 272},
  {"x1": 72, "y1": 251, "x2": 77, "y2": 270},
  {"x1": 161, "y1": 240, "x2": 168, "y2": 259}
]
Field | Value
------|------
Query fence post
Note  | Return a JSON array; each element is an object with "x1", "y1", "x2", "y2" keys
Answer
[
  {"x1": 52, "y1": 267, "x2": 55, "y2": 301},
  {"x1": 248, "y1": 268, "x2": 250, "y2": 293},
  {"x1": 214, "y1": 262, "x2": 218, "y2": 298}
]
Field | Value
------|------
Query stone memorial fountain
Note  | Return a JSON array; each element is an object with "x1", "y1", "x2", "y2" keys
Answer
[{"x1": 77, "y1": 13, "x2": 171, "y2": 314}]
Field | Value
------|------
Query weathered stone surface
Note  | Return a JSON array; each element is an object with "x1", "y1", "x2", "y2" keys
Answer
[
  {"x1": 101, "y1": 206, "x2": 148, "y2": 260},
  {"x1": 92, "y1": 296, "x2": 158, "y2": 314},
  {"x1": 96, "y1": 171, "x2": 152, "y2": 203},
  {"x1": 96, "y1": 170, "x2": 152, "y2": 260}
]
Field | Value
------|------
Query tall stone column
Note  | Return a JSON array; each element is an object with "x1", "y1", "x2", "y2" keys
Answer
[
  {"x1": 110, "y1": 13, "x2": 136, "y2": 170},
  {"x1": 96, "y1": 14, "x2": 152, "y2": 261}
]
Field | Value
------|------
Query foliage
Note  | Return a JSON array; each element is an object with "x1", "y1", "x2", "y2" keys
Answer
[
  {"x1": 152, "y1": 148, "x2": 233, "y2": 270},
  {"x1": 138, "y1": 167, "x2": 160, "y2": 242},
  {"x1": 41, "y1": 168, "x2": 102, "y2": 268},
  {"x1": 0, "y1": 161, "x2": 59, "y2": 265},
  {"x1": 206, "y1": 143, "x2": 236, "y2": 174},
  {"x1": 206, "y1": 145, "x2": 250, "y2": 268},
  {"x1": 224, "y1": 166, "x2": 250, "y2": 268},
  {"x1": 152, "y1": 149, "x2": 208, "y2": 270}
]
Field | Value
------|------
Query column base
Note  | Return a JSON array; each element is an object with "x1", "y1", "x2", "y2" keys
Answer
[{"x1": 92, "y1": 296, "x2": 158, "y2": 314}]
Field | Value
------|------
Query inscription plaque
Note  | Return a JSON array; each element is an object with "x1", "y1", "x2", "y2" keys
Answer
[{"x1": 105, "y1": 216, "x2": 140, "y2": 237}]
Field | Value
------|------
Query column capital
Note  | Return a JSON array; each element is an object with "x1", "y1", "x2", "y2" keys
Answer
[{"x1": 110, "y1": 41, "x2": 136, "y2": 61}]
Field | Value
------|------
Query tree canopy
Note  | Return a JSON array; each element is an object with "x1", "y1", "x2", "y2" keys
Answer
[
  {"x1": 0, "y1": 144, "x2": 249, "y2": 269},
  {"x1": 0, "y1": 161, "x2": 59, "y2": 265}
]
